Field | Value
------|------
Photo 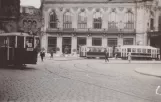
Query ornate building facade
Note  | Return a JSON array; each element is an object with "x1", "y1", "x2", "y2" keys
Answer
[
  {"x1": 41, "y1": 0, "x2": 161, "y2": 54},
  {"x1": 0, "y1": 0, "x2": 20, "y2": 33},
  {"x1": 18, "y1": 6, "x2": 42, "y2": 35}
]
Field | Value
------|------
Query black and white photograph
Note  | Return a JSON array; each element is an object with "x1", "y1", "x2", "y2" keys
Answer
[{"x1": 0, "y1": 0, "x2": 161, "y2": 102}]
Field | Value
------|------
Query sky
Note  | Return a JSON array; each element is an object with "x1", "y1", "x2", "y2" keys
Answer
[{"x1": 20, "y1": 0, "x2": 41, "y2": 8}]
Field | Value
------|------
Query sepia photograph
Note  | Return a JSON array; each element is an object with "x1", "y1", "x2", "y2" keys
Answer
[{"x1": 0, "y1": 0, "x2": 161, "y2": 102}]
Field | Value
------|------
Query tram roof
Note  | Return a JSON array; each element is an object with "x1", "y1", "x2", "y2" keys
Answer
[
  {"x1": 0, "y1": 32, "x2": 31, "y2": 36},
  {"x1": 120, "y1": 45, "x2": 158, "y2": 49}
]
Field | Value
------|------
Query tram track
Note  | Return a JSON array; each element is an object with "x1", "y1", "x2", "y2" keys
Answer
[{"x1": 43, "y1": 62, "x2": 157, "y2": 102}]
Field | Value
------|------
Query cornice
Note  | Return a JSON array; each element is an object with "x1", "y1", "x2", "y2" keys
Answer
[{"x1": 44, "y1": 1, "x2": 136, "y2": 4}]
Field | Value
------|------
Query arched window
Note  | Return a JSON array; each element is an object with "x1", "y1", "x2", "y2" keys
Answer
[
  {"x1": 150, "y1": 11, "x2": 154, "y2": 30},
  {"x1": 124, "y1": 10, "x2": 134, "y2": 29},
  {"x1": 93, "y1": 11, "x2": 102, "y2": 29},
  {"x1": 78, "y1": 9, "x2": 87, "y2": 29},
  {"x1": 158, "y1": 16, "x2": 161, "y2": 31},
  {"x1": 49, "y1": 10, "x2": 58, "y2": 28},
  {"x1": 108, "y1": 9, "x2": 118, "y2": 29},
  {"x1": 63, "y1": 10, "x2": 72, "y2": 28}
]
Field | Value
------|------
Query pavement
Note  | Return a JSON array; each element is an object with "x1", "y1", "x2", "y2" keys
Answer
[
  {"x1": 45, "y1": 56, "x2": 161, "y2": 77},
  {"x1": 0, "y1": 57, "x2": 161, "y2": 102}
]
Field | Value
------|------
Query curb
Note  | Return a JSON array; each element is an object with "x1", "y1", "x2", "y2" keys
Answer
[{"x1": 134, "y1": 68, "x2": 161, "y2": 77}]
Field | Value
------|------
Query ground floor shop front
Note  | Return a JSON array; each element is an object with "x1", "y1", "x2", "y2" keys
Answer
[{"x1": 40, "y1": 33, "x2": 147, "y2": 55}]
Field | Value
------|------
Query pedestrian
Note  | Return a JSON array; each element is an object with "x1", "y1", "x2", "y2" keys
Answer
[
  {"x1": 40, "y1": 50, "x2": 45, "y2": 62},
  {"x1": 128, "y1": 52, "x2": 131, "y2": 63},
  {"x1": 50, "y1": 49, "x2": 54, "y2": 59},
  {"x1": 104, "y1": 48, "x2": 109, "y2": 62}
]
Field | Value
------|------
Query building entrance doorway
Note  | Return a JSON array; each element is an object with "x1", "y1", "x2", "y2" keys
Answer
[
  {"x1": 150, "y1": 35, "x2": 161, "y2": 59},
  {"x1": 62, "y1": 37, "x2": 71, "y2": 54},
  {"x1": 77, "y1": 37, "x2": 86, "y2": 52}
]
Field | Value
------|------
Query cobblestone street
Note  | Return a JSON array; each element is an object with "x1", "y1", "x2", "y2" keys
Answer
[{"x1": 0, "y1": 58, "x2": 161, "y2": 102}]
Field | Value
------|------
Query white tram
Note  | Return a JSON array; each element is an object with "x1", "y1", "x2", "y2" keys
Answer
[
  {"x1": 79, "y1": 46, "x2": 113, "y2": 58},
  {"x1": 115, "y1": 45, "x2": 160, "y2": 60}
]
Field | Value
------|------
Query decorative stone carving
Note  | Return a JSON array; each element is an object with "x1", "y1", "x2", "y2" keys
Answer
[
  {"x1": 103, "y1": 7, "x2": 108, "y2": 12},
  {"x1": 96, "y1": 8, "x2": 100, "y2": 12},
  {"x1": 66, "y1": 9, "x2": 70, "y2": 12},
  {"x1": 111, "y1": 8, "x2": 116, "y2": 12},
  {"x1": 87, "y1": 7, "x2": 93, "y2": 11},
  {"x1": 59, "y1": 7, "x2": 63, "y2": 12},
  {"x1": 72, "y1": 7, "x2": 78, "y2": 12},
  {"x1": 80, "y1": 8, "x2": 85, "y2": 12},
  {"x1": 118, "y1": 7, "x2": 124, "y2": 12}
]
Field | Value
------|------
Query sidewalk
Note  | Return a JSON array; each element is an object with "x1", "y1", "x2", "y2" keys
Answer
[{"x1": 135, "y1": 67, "x2": 161, "y2": 77}]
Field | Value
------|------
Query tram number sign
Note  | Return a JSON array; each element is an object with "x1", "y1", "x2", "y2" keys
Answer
[{"x1": 27, "y1": 48, "x2": 33, "y2": 51}]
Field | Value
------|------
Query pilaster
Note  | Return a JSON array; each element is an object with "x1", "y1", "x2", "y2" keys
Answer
[
  {"x1": 57, "y1": 37, "x2": 62, "y2": 54},
  {"x1": 71, "y1": 36, "x2": 77, "y2": 54},
  {"x1": 87, "y1": 36, "x2": 92, "y2": 46}
]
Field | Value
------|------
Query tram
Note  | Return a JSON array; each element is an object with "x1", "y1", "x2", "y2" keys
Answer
[
  {"x1": 79, "y1": 46, "x2": 113, "y2": 58},
  {"x1": 0, "y1": 32, "x2": 40, "y2": 67},
  {"x1": 115, "y1": 45, "x2": 160, "y2": 60}
]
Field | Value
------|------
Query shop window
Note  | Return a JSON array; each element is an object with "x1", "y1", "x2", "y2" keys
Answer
[
  {"x1": 107, "y1": 38, "x2": 117, "y2": 47},
  {"x1": 48, "y1": 37, "x2": 57, "y2": 52},
  {"x1": 123, "y1": 38, "x2": 133, "y2": 45},
  {"x1": 92, "y1": 38, "x2": 102, "y2": 46}
]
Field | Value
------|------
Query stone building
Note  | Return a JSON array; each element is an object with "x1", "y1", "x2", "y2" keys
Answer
[
  {"x1": 41, "y1": 0, "x2": 161, "y2": 55},
  {"x1": 18, "y1": 6, "x2": 42, "y2": 35},
  {"x1": 0, "y1": 0, "x2": 20, "y2": 33}
]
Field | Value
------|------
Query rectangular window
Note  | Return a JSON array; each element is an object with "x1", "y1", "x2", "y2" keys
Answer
[
  {"x1": 48, "y1": 37, "x2": 57, "y2": 52},
  {"x1": 50, "y1": 22, "x2": 57, "y2": 28},
  {"x1": 123, "y1": 38, "x2": 134, "y2": 45},
  {"x1": 93, "y1": 22, "x2": 102, "y2": 29},
  {"x1": 125, "y1": 22, "x2": 134, "y2": 29},
  {"x1": 63, "y1": 23, "x2": 72, "y2": 29},
  {"x1": 92, "y1": 38, "x2": 102, "y2": 46},
  {"x1": 107, "y1": 38, "x2": 117, "y2": 47},
  {"x1": 150, "y1": 18, "x2": 154, "y2": 30},
  {"x1": 78, "y1": 23, "x2": 87, "y2": 29}
]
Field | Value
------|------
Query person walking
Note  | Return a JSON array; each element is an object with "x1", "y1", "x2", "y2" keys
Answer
[
  {"x1": 104, "y1": 48, "x2": 109, "y2": 62},
  {"x1": 50, "y1": 49, "x2": 54, "y2": 59},
  {"x1": 128, "y1": 52, "x2": 131, "y2": 63},
  {"x1": 40, "y1": 50, "x2": 45, "y2": 62}
]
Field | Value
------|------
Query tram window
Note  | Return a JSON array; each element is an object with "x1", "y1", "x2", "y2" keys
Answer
[
  {"x1": 26, "y1": 37, "x2": 34, "y2": 48},
  {"x1": 132, "y1": 48, "x2": 136, "y2": 53},
  {"x1": 137, "y1": 48, "x2": 141, "y2": 53},
  {"x1": 148, "y1": 49, "x2": 151, "y2": 53},
  {"x1": 127, "y1": 48, "x2": 131, "y2": 52},
  {"x1": 9, "y1": 36, "x2": 15, "y2": 47},
  {"x1": 0, "y1": 37, "x2": 6, "y2": 47},
  {"x1": 142, "y1": 49, "x2": 146, "y2": 53}
]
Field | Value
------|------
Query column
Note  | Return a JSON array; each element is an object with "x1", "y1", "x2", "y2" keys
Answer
[
  {"x1": 118, "y1": 37, "x2": 123, "y2": 46},
  {"x1": 56, "y1": 37, "x2": 62, "y2": 55},
  {"x1": 102, "y1": 37, "x2": 107, "y2": 47},
  {"x1": 87, "y1": 36, "x2": 92, "y2": 46},
  {"x1": 71, "y1": 36, "x2": 77, "y2": 54},
  {"x1": 41, "y1": 34, "x2": 47, "y2": 52}
]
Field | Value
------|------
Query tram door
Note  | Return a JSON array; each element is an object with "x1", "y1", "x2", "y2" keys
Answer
[
  {"x1": 62, "y1": 37, "x2": 71, "y2": 54},
  {"x1": 0, "y1": 36, "x2": 7, "y2": 66}
]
